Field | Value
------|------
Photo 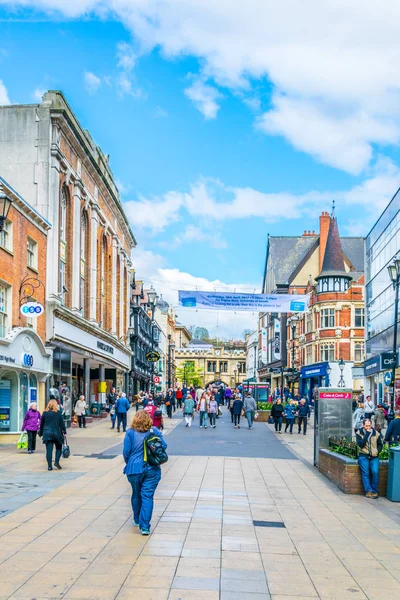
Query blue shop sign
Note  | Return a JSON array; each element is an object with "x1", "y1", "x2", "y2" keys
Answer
[
  {"x1": 363, "y1": 356, "x2": 380, "y2": 376},
  {"x1": 300, "y1": 363, "x2": 329, "y2": 378}
]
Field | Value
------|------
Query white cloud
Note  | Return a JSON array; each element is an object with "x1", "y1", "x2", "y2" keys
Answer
[
  {"x1": 13, "y1": 1, "x2": 400, "y2": 171},
  {"x1": 32, "y1": 87, "x2": 46, "y2": 102},
  {"x1": 123, "y1": 191, "x2": 183, "y2": 233},
  {"x1": 124, "y1": 160, "x2": 400, "y2": 234},
  {"x1": 169, "y1": 225, "x2": 227, "y2": 250},
  {"x1": 184, "y1": 78, "x2": 222, "y2": 119},
  {"x1": 0, "y1": 79, "x2": 10, "y2": 105},
  {"x1": 132, "y1": 247, "x2": 257, "y2": 339},
  {"x1": 84, "y1": 71, "x2": 101, "y2": 93},
  {"x1": 117, "y1": 41, "x2": 136, "y2": 71}
]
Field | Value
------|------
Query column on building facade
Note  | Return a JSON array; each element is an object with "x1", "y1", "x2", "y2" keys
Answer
[
  {"x1": 83, "y1": 358, "x2": 90, "y2": 404},
  {"x1": 89, "y1": 204, "x2": 99, "y2": 321},
  {"x1": 71, "y1": 181, "x2": 82, "y2": 310},
  {"x1": 99, "y1": 363, "x2": 106, "y2": 406},
  {"x1": 111, "y1": 235, "x2": 118, "y2": 334},
  {"x1": 119, "y1": 252, "x2": 125, "y2": 339}
]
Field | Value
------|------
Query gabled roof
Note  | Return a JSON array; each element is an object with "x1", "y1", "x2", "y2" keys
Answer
[{"x1": 265, "y1": 236, "x2": 317, "y2": 288}]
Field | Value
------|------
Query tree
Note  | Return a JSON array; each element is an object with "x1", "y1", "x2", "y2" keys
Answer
[
  {"x1": 193, "y1": 326, "x2": 210, "y2": 340},
  {"x1": 175, "y1": 361, "x2": 204, "y2": 387}
]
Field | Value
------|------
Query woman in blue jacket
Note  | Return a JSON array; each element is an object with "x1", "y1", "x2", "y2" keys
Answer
[
  {"x1": 123, "y1": 410, "x2": 167, "y2": 535},
  {"x1": 284, "y1": 400, "x2": 296, "y2": 434}
]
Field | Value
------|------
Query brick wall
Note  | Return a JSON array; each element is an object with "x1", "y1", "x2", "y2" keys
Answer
[
  {"x1": 0, "y1": 204, "x2": 47, "y2": 341},
  {"x1": 319, "y1": 449, "x2": 388, "y2": 496}
]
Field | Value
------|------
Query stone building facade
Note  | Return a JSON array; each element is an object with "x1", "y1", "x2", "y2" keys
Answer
[
  {"x1": 175, "y1": 339, "x2": 246, "y2": 388},
  {"x1": 0, "y1": 177, "x2": 52, "y2": 440},
  {"x1": 0, "y1": 92, "x2": 135, "y2": 415}
]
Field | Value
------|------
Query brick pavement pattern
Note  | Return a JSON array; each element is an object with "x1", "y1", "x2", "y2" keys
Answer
[{"x1": 0, "y1": 415, "x2": 400, "y2": 599}]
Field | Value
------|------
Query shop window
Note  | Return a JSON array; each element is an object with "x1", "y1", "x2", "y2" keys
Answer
[
  {"x1": 320, "y1": 343, "x2": 335, "y2": 362},
  {"x1": 0, "y1": 283, "x2": 10, "y2": 338},
  {"x1": 355, "y1": 307, "x2": 365, "y2": 328},
  {"x1": 207, "y1": 361, "x2": 217, "y2": 373},
  {"x1": 354, "y1": 342, "x2": 364, "y2": 363},
  {"x1": 321, "y1": 308, "x2": 335, "y2": 328},
  {"x1": 0, "y1": 219, "x2": 12, "y2": 252},
  {"x1": 219, "y1": 361, "x2": 228, "y2": 373},
  {"x1": 27, "y1": 237, "x2": 38, "y2": 270}
]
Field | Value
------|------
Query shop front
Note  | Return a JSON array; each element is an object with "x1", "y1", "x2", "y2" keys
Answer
[
  {"x1": 363, "y1": 352, "x2": 400, "y2": 407},
  {"x1": 300, "y1": 362, "x2": 330, "y2": 404},
  {"x1": 49, "y1": 316, "x2": 131, "y2": 418},
  {"x1": 0, "y1": 328, "x2": 52, "y2": 442}
]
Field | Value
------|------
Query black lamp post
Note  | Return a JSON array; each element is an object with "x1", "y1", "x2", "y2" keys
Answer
[
  {"x1": 234, "y1": 369, "x2": 237, "y2": 387},
  {"x1": 167, "y1": 334, "x2": 175, "y2": 389},
  {"x1": 147, "y1": 286, "x2": 158, "y2": 394},
  {"x1": 338, "y1": 358, "x2": 346, "y2": 388},
  {"x1": 0, "y1": 189, "x2": 13, "y2": 232},
  {"x1": 326, "y1": 365, "x2": 332, "y2": 387},
  {"x1": 388, "y1": 257, "x2": 400, "y2": 415}
]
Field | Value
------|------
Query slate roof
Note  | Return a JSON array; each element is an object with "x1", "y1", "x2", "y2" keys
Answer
[
  {"x1": 265, "y1": 233, "x2": 364, "y2": 288},
  {"x1": 318, "y1": 216, "x2": 352, "y2": 279}
]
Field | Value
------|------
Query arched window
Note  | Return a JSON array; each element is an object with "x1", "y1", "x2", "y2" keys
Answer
[
  {"x1": 59, "y1": 187, "x2": 68, "y2": 302},
  {"x1": 80, "y1": 211, "x2": 88, "y2": 314}
]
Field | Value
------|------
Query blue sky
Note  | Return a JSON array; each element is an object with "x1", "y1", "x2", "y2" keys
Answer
[{"x1": 1, "y1": 2, "x2": 400, "y2": 337}]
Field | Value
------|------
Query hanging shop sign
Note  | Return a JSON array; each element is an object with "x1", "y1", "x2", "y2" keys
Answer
[
  {"x1": 20, "y1": 302, "x2": 44, "y2": 318},
  {"x1": 261, "y1": 328, "x2": 267, "y2": 362},
  {"x1": 153, "y1": 375, "x2": 160, "y2": 384},
  {"x1": 178, "y1": 290, "x2": 309, "y2": 312},
  {"x1": 146, "y1": 351, "x2": 160, "y2": 363},
  {"x1": 273, "y1": 319, "x2": 281, "y2": 360}
]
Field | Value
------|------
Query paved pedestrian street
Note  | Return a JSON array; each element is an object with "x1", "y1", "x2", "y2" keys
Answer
[{"x1": 1, "y1": 413, "x2": 400, "y2": 600}]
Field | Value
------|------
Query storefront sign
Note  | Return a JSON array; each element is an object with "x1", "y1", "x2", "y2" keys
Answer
[
  {"x1": 319, "y1": 390, "x2": 352, "y2": 399},
  {"x1": 0, "y1": 355, "x2": 16, "y2": 364},
  {"x1": 261, "y1": 328, "x2": 267, "y2": 362},
  {"x1": 22, "y1": 353, "x2": 34, "y2": 367},
  {"x1": 301, "y1": 363, "x2": 329, "y2": 378},
  {"x1": 146, "y1": 351, "x2": 160, "y2": 363},
  {"x1": 178, "y1": 290, "x2": 310, "y2": 312},
  {"x1": 20, "y1": 302, "x2": 44, "y2": 318},
  {"x1": 273, "y1": 320, "x2": 280, "y2": 360},
  {"x1": 363, "y1": 356, "x2": 380, "y2": 376},
  {"x1": 97, "y1": 341, "x2": 114, "y2": 355}
]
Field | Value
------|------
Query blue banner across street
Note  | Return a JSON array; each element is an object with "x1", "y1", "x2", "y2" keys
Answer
[{"x1": 178, "y1": 290, "x2": 310, "y2": 312}]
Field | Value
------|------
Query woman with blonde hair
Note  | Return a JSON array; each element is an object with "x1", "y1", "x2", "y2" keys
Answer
[
  {"x1": 123, "y1": 409, "x2": 167, "y2": 535},
  {"x1": 38, "y1": 399, "x2": 66, "y2": 470}
]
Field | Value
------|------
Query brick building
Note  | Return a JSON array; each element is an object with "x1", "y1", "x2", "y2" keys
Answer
[
  {"x1": 258, "y1": 209, "x2": 364, "y2": 400},
  {"x1": 0, "y1": 92, "x2": 136, "y2": 418},
  {"x1": 0, "y1": 177, "x2": 52, "y2": 440}
]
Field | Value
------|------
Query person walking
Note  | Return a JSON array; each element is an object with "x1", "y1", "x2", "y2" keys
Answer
[
  {"x1": 22, "y1": 402, "x2": 41, "y2": 453},
  {"x1": 152, "y1": 407, "x2": 164, "y2": 430},
  {"x1": 356, "y1": 417, "x2": 383, "y2": 499},
  {"x1": 364, "y1": 395, "x2": 375, "y2": 421},
  {"x1": 284, "y1": 400, "x2": 296, "y2": 434},
  {"x1": 271, "y1": 398, "x2": 284, "y2": 433},
  {"x1": 74, "y1": 395, "x2": 87, "y2": 429},
  {"x1": 183, "y1": 394, "x2": 195, "y2": 427},
  {"x1": 197, "y1": 392, "x2": 209, "y2": 429},
  {"x1": 208, "y1": 395, "x2": 218, "y2": 429},
  {"x1": 115, "y1": 393, "x2": 131, "y2": 433},
  {"x1": 171, "y1": 389, "x2": 177, "y2": 413},
  {"x1": 190, "y1": 387, "x2": 196, "y2": 400},
  {"x1": 123, "y1": 410, "x2": 167, "y2": 535},
  {"x1": 165, "y1": 390, "x2": 174, "y2": 419},
  {"x1": 297, "y1": 398, "x2": 310, "y2": 434},
  {"x1": 38, "y1": 400, "x2": 66, "y2": 470},
  {"x1": 353, "y1": 400, "x2": 365, "y2": 434},
  {"x1": 385, "y1": 409, "x2": 400, "y2": 443},
  {"x1": 107, "y1": 386, "x2": 118, "y2": 425},
  {"x1": 144, "y1": 398, "x2": 156, "y2": 421},
  {"x1": 232, "y1": 395, "x2": 243, "y2": 429},
  {"x1": 243, "y1": 392, "x2": 257, "y2": 429}
]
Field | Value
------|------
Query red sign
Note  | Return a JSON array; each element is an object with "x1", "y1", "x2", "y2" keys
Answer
[
  {"x1": 319, "y1": 391, "x2": 352, "y2": 399},
  {"x1": 153, "y1": 375, "x2": 160, "y2": 384}
]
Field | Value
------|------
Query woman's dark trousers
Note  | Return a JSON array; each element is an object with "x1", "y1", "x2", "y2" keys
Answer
[
  {"x1": 27, "y1": 430, "x2": 37, "y2": 451},
  {"x1": 46, "y1": 441, "x2": 62, "y2": 468},
  {"x1": 274, "y1": 417, "x2": 282, "y2": 432},
  {"x1": 78, "y1": 415, "x2": 86, "y2": 428},
  {"x1": 234, "y1": 414, "x2": 241, "y2": 426},
  {"x1": 285, "y1": 418, "x2": 294, "y2": 433}
]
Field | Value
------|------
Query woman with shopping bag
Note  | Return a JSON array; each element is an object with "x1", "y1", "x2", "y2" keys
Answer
[
  {"x1": 38, "y1": 400, "x2": 66, "y2": 470},
  {"x1": 22, "y1": 402, "x2": 41, "y2": 453}
]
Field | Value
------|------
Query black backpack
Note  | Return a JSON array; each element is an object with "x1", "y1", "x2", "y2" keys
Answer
[{"x1": 144, "y1": 429, "x2": 168, "y2": 466}]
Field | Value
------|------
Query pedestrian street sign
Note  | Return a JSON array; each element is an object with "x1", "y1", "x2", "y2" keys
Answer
[
  {"x1": 384, "y1": 371, "x2": 393, "y2": 386},
  {"x1": 146, "y1": 351, "x2": 160, "y2": 363}
]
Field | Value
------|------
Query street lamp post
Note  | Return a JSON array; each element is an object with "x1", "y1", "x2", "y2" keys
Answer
[
  {"x1": 167, "y1": 334, "x2": 175, "y2": 389},
  {"x1": 147, "y1": 286, "x2": 158, "y2": 395},
  {"x1": 338, "y1": 358, "x2": 346, "y2": 388},
  {"x1": 326, "y1": 365, "x2": 332, "y2": 388},
  {"x1": 234, "y1": 369, "x2": 237, "y2": 387},
  {"x1": 0, "y1": 188, "x2": 13, "y2": 232},
  {"x1": 387, "y1": 257, "x2": 400, "y2": 414}
]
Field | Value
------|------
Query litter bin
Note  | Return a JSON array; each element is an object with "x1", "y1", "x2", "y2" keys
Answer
[
  {"x1": 90, "y1": 402, "x2": 102, "y2": 416},
  {"x1": 387, "y1": 447, "x2": 400, "y2": 502}
]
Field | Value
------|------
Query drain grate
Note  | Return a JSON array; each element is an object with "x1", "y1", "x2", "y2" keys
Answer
[{"x1": 253, "y1": 520, "x2": 285, "y2": 528}]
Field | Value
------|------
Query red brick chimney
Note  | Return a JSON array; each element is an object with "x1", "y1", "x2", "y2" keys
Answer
[{"x1": 319, "y1": 211, "x2": 331, "y2": 271}]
